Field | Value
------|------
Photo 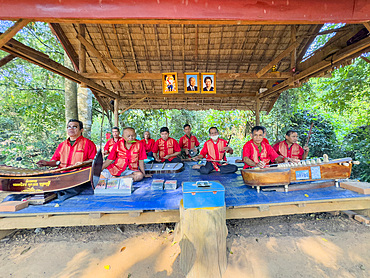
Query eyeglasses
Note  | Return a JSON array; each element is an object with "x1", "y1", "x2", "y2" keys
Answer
[{"x1": 67, "y1": 126, "x2": 79, "y2": 129}]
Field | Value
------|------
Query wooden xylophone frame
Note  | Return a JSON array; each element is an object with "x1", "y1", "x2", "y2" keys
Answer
[{"x1": 241, "y1": 157, "x2": 353, "y2": 193}]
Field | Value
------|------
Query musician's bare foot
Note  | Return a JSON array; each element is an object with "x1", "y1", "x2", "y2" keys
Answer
[
  {"x1": 192, "y1": 164, "x2": 201, "y2": 169},
  {"x1": 235, "y1": 159, "x2": 243, "y2": 163}
]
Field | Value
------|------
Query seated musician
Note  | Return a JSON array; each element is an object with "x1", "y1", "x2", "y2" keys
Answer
[
  {"x1": 236, "y1": 125, "x2": 269, "y2": 163},
  {"x1": 192, "y1": 127, "x2": 238, "y2": 174},
  {"x1": 100, "y1": 127, "x2": 149, "y2": 182},
  {"x1": 36, "y1": 119, "x2": 97, "y2": 168},
  {"x1": 141, "y1": 131, "x2": 155, "y2": 158},
  {"x1": 273, "y1": 130, "x2": 309, "y2": 162},
  {"x1": 179, "y1": 124, "x2": 200, "y2": 158},
  {"x1": 152, "y1": 127, "x2": 181, "y2": 163},
  {"x1": 243, "y1": 126, "x2": 284, "y2": 169},
  {"x1": 103, "y1": 127, "x2": 121, "y2": 156}
]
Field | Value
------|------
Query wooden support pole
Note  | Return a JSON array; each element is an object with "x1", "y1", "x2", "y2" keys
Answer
[
  {"x1": 114, "y1": 98, "x2": 119, "y2": 127},
  {"x1": 0, "y1": 54, "x2": 15, "y2": 67},
  {"x1": 0, "y1": 19, "x2": 30, "y2": 49},
  {"x1": 255, "y1": 96, "x2": 261, "y2": 125},
  {"x1": 78, "y1": 24, "x2": 86, "y2": 73},
  {"x1": 256, "y1": 40, "x2": 300, "y2": 78},
  {"x1": 179, "y1": 201, "x2": 227, "y2": 278},
  {"x1": 290, "y1": 25, "x2": 297, "y2": 70}
]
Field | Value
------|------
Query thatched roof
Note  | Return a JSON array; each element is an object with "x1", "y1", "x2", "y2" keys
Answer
[{"x1": 53, "y1": 23, "x2": 323, "y2": 112}]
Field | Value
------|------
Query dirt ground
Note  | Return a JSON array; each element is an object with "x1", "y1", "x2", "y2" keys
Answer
[{"x1": 0, "y1": 211, "x2": 369, "y2": 278}]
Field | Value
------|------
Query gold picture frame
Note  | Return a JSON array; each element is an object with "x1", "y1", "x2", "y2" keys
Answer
[
  {"x1": 184, "y1": 73, "x2": 200, "y2": 93},
  {"x1": 162, "y1": 73, "x2": 178, "y2": 94},
  {"x1": 201, "y1": 73, "x2": 216, "y2": 94}
]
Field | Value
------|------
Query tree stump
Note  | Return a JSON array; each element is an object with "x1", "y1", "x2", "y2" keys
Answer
[{"x1": 179, "y1": 200, "x2": 228, "y2": 278}]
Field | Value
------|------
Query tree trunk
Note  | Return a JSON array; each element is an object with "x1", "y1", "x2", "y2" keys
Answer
[
  {"x1": 77, "y1": 86, "x2": 92, "y2": 139},
  {"x1": 64, "y1": 52, "x2": 78, "y2": 124}
]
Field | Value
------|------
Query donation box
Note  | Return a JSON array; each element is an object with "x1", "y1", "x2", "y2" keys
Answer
[{"x1": 182, "y1": 181, "x2": 225, "y2": 209}]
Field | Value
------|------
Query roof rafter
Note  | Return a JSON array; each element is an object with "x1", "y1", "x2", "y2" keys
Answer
[{"x1": 0, "y1": 35, "x2": 119, "y2": 99}]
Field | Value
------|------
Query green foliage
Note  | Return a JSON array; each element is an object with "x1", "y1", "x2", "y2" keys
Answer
[
  {"x1": 0, "y1": 21, "x2": 65, "y2": 167},
  {"x1": 342, "y1": 126, "x2": 370, "y2": 182}
]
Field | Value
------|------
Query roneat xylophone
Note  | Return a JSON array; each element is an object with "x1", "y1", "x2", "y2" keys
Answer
[
  {"x1": 0, "y1": 151, "x2": 103, "y2": 194},
  {"x1": 241, "y1": 155, "x2": 359, "y2": 193},
  {"x1": 144, "y1": 162, "x2": 184, "y2": 174}
]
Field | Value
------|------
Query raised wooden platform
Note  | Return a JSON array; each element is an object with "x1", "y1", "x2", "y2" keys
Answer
[{"x1": 1, "y1": 162, "x2": 369, "y2": 230}]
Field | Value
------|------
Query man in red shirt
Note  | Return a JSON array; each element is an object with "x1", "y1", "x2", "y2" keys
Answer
[
  {"x1": 103, "y1": 127, "x2": 121, "y2": 156},
  {"x1": 100, "y1": 127, "x2": 148, "y2": 182},
  {"x1": 273, "y1": 130, "x2": 309, "y2": 161},
  {"x1": 141, "y1": 131, "x2": 155, "y2": 158},
  {"x1": 193, "y1": 127, "x2": 237, "y2": 174},
  {"x1": 243, "y1": 126, "x2": 284, "y2": 169},
  {"x1": 179, "y1": 124, "x2": 200, "y2": 158},
  {"x1": 152, "y1": 127, "x2": 181, "y2": 163},
  {"x1": 37, "y1": 119, "x2": 97, "y2": 168}
]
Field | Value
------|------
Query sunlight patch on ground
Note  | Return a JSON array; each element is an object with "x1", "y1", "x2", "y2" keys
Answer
[
  {"x1": 296, "y1": 236, "x2": 342, "y2": 269},
  {"x1": 74, "y1": 232, "x2": 180, "y2": 278}
]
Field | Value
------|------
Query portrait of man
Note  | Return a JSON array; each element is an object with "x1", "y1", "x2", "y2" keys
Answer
[
  {"x1": 184, "y1": 73, "x2": 199, "y2": 93},
  {"x1": 201, "y1": 73, "x2": 216, "y2": 93}
]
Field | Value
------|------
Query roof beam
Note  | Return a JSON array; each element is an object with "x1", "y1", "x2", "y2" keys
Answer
[
  {"x1": 363, "y1": 22, "x2": 370, "y2": 33},
  {"x1": 296, "y1": 24, "x2": 323, "y2": 63},
  {"x1": 0, "y1": 19, "x2": 30, "y2": 49},
  {"x1": 0, "y1": 0, "x2": 369, "y2": 24},
  {"x1": 81, "y1": 72, "x2": 293, "y2": 81},
  {"x1": 76, "y1": 33, "x2": 124, "y2": 76},
  {"x1": 117, "y1": 93, "x2": 256, "y2": 99},
  {"x1": 297, "y1": 25, "x2": 364, "y2": 72},
  {"x1": 259, "y1": 35, "x2": 370, "y2": 99},
  {"x1": 0, "y1": 54, "x2": 16, "y2": 67},
  {"x1": 256, "y1": 40, "x2": 300, "y2": 78},
  {"x1": 361, "y1": 56, "x2": 370, "y2": 64},
  {"x1": 1, "y1": 35, "x2": 119, "y2": 99},
  {"x1": 49, "y1": 23, "x2": 79, "y2": 71}
]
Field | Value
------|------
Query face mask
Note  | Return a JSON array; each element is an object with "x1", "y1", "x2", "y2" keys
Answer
[{"x1": 210, "y1": 135, "x2": 219, "y2": 141}]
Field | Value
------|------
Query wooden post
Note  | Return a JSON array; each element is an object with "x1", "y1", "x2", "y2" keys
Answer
[
  {"x1": 114, "y1": 98, "x2": 119, "y2": 127},
  {"x1": 179, "y1": 200, "x2": 227, "y2": 278},
  {"x1": 290, "y1": 25, "x2": 297, "y2": 70},
  {"x1": 77, "y1": 85, "x2": 92, "y2": 139},
  {"x1": 255, "y1": 96, "x2": 260, "y2": 126},
  {"x1": 78, "y1": 24, "x2": 86, "y2": 73}
]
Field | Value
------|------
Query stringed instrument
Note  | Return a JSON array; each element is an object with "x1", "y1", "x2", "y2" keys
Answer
[
  {"x1": 0, "y1": 151, "x2": 103, "y2": 194},
  {"x1": 145, "y1": 162, "x2": 184, "y2": 174}
]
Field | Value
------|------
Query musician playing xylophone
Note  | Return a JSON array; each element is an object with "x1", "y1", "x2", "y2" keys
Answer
[
  {"x1": 273, "y1": 130, "x2": 309, "y2": 162},
  {"x1": 243, "y1": 126, "x2": 284, "y2": 169}
]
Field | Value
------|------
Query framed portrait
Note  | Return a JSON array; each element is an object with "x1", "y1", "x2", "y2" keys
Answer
[
  {"x1": 201, "y1": 73, "x2": 216, "y2": 94},
  {"x1": 184, "y1": 73, "x2": 200, "y2": 93},
  {"x1": 162, "y1": 73, "x2": 178, "y2": 94}
]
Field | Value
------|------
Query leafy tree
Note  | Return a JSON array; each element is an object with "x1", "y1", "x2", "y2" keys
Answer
[{"x1": 0, "y1": 21, "x2": 65, "y2": 167}]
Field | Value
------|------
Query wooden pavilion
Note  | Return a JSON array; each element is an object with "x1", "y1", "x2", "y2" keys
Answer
[{"x1": 1, "y1": 0, "x2": 370, "y2": 126}]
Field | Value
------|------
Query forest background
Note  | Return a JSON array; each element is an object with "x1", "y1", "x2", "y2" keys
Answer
[{"x1": 0, "y1": 22, "x2": 369, "y2": 181}]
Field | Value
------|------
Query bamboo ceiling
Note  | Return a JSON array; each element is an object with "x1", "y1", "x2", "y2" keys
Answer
[{"x1": 51, "y1": 23, "x2": 368, "y2": 112}]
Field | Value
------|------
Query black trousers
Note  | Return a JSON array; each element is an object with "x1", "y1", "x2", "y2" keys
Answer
[{"x1": 199, "y1": 161, "x2": 238, "y2": 174}]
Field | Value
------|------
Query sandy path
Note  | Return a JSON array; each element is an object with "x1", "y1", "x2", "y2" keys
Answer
[{"x1": 0, "y1": 213, "x2": 369, "y2": 278}]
